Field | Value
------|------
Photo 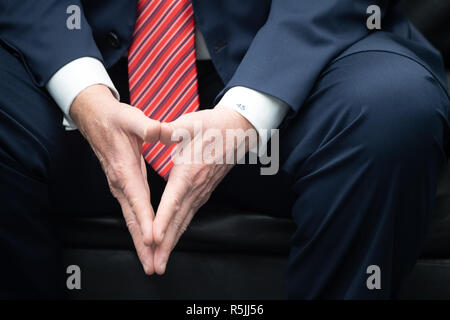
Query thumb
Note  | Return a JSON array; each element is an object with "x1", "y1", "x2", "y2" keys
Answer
[
  {"x1": 121, "y1": 106, "x2": 161, "y2": 143},
  {"x1": 159, "y1": 112, "x2": 200, "y2": 146}
]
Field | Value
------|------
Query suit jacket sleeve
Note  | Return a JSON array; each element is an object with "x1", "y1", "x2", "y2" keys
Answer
[
  {"x1": 222, "y1": 0, "x2": 397, "y2": 113},
  {"x1": 0, "y1": 0, "x2": 102, "y2": 86}
]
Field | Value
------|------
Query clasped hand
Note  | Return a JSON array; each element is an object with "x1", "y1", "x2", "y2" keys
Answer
[{"x1": 70, "y1": 85, "x2": 256, "y2": 275}]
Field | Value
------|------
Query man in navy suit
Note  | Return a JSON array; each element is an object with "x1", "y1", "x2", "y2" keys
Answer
[{"x1": 0, "y1": 0, "x2": 449, "y2": 299}]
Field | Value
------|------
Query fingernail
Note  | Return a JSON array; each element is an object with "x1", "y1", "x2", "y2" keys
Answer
[
  {"x1": 160, "y1": 232, "x2": 165, "y2": 241},
  {"x1": 160, "y1": 261, "x2": 166, "y2": 273},
  {"x1": 143, "y1": 264, "x2": 152, "y2": 275}
]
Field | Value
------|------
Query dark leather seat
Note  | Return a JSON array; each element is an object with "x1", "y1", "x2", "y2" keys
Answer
[
  {"x1": 59, "y1": 205, "x2": 295, "y2": 299},
  {"x1": 422, "y1": 165, "x2": 450, "y2": 259},
  {"x1": 59, "y1": 0, "x2": 450, "y2": 299}
]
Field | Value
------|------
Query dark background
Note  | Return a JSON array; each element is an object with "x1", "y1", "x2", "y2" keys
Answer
[{"x1": 400, "y1": 0, "x2": 450, "y2": 70}]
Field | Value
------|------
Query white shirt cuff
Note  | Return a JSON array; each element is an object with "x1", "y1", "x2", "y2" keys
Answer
[
  {"x1": 216, "y1": 86, "x2": 289, "y2": 154},
  {"x1": 46, "y1": 57, "x2": 120, "y2": 130}
]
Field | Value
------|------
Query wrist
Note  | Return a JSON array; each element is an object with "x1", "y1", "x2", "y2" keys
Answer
[
  {"x1": 70, "y1": 84, "x2": 118, "y2": 127},
  {"x1": 215, "y1": 104, "x2": 256, "y2": 132},
  {"x1": 215, "y1": 104, "x2": 259, "y2": 153}
]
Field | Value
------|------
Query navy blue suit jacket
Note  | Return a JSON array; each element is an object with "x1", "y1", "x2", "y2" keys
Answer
[{"x1": 0, "y1": 0, "x2": 447, "y2": 113}]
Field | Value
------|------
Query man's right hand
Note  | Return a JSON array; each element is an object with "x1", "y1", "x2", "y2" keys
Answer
[{"x1": 70, "y1": 84, "x2": 160, "y2": 275}]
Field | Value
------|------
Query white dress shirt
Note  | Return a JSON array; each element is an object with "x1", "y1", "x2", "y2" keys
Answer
[{"x1": 46, "y1": 30, "x2": 289, "y2": 148}]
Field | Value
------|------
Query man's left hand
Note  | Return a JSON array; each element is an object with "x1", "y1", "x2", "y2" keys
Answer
[{"x1": 152, "y1": 106, "x2": 257, "y2": 274}]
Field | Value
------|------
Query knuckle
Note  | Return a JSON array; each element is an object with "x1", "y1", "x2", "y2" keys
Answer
[
  {"x1": 127, "y1": 194, "x2": 140, "y2": 211},
  {"x1": 108, "y1": 181, "x2": 120, "y2": 199},
  {"x1": 175, "y1": 223, "x2": 188, "y2": 238},
  {"x1": 179, "y1": 171, "x2": 196, "y2": 193},
  {"x1": 180, "y1": 223, "x2": 188, "y2": 234},
  {"x1": 190, "y1": 165, "x2": 209, "y2": 184},
  {"x1": 170, "y1": 197, "x2": 182, "y2": 213},
  {"x1": 108, "y1": 162, "x2": 127, "y2": 188},
  {"x1": 172, "y1": 215, "x2": 186, "y2": 231},
  {"x1": 192, "y1": 194, "x2": 209, "y2": 209},
  {"x1": 125, "y1": 218, "x2": 138, "y2": 232}
]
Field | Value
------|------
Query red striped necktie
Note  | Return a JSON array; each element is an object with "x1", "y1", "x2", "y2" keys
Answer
[{"x1": 128, "y1": 0, "x2": 200, "y2": 180}]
